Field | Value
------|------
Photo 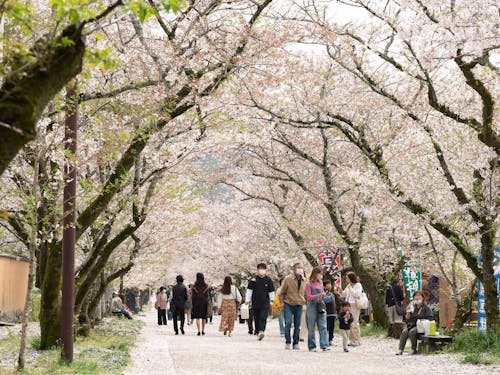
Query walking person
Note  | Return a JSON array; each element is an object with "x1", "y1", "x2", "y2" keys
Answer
[
  {"x1": 305, "y1": 267, "x2": 330, "y2": 352},
  {"x1": 186, "y1": 283, "x2": 193, "y2": 325},
  {"x1": 396, "y1": 290, "x2": 434, "y2": 355},
  {"x1": 171, "y1": 275, "x2": 188, "y2": 335},
  {"x1": 156, "y1": 287, "x2": 168, "y2": 325},
  {"x1": 275, "y1": 278, "x2": 285, "y2": 336},
  {"x1": 218, "y1": 276, "x2": 242, "y2": 337},
  {"x1": 279, "y1": 263, "x2": 306, "y2": 350},
  {"x1": 385, "y1": 277, "x2": 405, "y2": 335},
  {"x1": 341, "y1": 272, "x2": 363, "y2": 346},
  {"x1": 245, "y1": 263, "x2": 275, "y2": 341},
  {"x1": 247, "y1": 302, "x2": 255, "y2": 335},
  {"x1": 191, "y1": 273, "x2": 209, "y2": 336},
  {"x1": 339, "y1": 302, "x2": 354, "y2": 352},
  {"x1": 323, "y1": 280, "x2": 337, "y2": 345}
]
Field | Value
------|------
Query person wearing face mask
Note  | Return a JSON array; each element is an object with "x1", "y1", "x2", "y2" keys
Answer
[
  {"x1": 396, "y1": 290, "x2": 434, "y2": 355},
  {"x1": 279, "y1": 263, "x2": 307, "y2": 350},
  {"x1": 245, "y1": 263, "x2": 275, "y2": 340}
]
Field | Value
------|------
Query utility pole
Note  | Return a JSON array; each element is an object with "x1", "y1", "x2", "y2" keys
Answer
[{"x1": 61, "y1": 80, "x2": 78, "y2": 363}]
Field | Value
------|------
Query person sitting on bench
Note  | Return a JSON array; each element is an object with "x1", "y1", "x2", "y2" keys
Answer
[
  {"x1": 112, "y1": 292, "x2": 133, "y2": 319},
  {"x1": 396, "y1": 290, "x2": 433, "y2": 355}
]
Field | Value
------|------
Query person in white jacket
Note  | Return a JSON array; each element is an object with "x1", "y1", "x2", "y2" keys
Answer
[
  {"x1": 341, "y1": 272, "x2": 363, "y2": 346},
  {"x1": 218, "y1": 276, "x2": 242, "y2": 337}
]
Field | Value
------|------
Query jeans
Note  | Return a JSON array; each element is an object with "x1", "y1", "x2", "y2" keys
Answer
[
  {"x1": 327, "y1": 315, "x2": 336, "y2": 342},
  {"x1": 172, "y1": 306, "x2": 185, "y2": 333},
  {"x1": 399, "y1": 326, "x2": 418, "y2": 351},
  {"x1": 157, "y1": 308, "x2": 167, "y2": 325},
  {"x1": 306, "y1": 303, "x2": 329, "y2": 350},
  {"x1": 253, "y1": 306, "x2": 269, "y2": 333},
  {"x1": 279, "y1": 311, "x2": 285, "y2": 335},
  {"x1": 284, "y1": 303, "x2": 302, "y2": 345}
]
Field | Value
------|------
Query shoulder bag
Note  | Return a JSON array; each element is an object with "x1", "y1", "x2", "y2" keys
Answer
[{"x1": 390, "y1": 285, "x2": 406, "y2": 316}]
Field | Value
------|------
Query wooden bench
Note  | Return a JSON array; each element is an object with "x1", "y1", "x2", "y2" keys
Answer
[{"x1": 418, "y1": 334, "x2": 453, "y2": 353}]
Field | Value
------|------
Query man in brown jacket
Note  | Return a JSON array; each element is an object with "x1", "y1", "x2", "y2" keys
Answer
[{"x1": 279, "y1": 263, "x2": 306, "y2": 350}]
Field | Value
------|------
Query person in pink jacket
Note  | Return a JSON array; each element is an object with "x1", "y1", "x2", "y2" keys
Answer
[{"x1": 305, "y1": 267, "x2": 330, "y2": 352}]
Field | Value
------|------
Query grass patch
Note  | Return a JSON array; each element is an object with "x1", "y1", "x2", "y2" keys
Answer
[
  {"x1": 0, "y1": 318, "x2": 144, "y2": 374},
  {"x1": 447, "y1": 329, "x2": 500, "y2": 365},
  {"x1": 360, "y1": 321, "x2": 386, "y2": 337}
]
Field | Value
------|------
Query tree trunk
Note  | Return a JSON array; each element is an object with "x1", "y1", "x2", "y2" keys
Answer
[
  {"x1": 0, "y1": 24, "x2": 85, "y2": 176},
  {"x1": 480, "y1": 223, "x2": 499, "y2": 330},
  {"x1": 17, "y1": 144, "x2": 39, "y2": 369},
  {"x1": 39, "y1": 240, "x2": 62, "y2": 349}
]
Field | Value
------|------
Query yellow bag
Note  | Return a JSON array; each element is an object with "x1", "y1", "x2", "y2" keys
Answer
[{"x1": 272, "y1": 295, "x2": 282, "y2": 315}]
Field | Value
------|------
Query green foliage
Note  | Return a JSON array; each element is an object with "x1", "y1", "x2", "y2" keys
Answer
[
  {"x1": 30, "y1": 288, "x2": 41, "y2": 322},
  {"x1": 49, "y1": 0, "x2": 97, "y2": 25},
  {"x1": 447, "y1": 329, "x2": 500, "y2": 365},
  {"x1": 360, "y1": 321, "x2": 386, "y2": 337},
  {"x1": 85, "y1": 47, "x2": 118, "y2": 71},
  {"x1": 0, "y1": 318, "x2": 144, "y2": 374},
  {"x1": 3, "y1": 0, "x2": 34, "y2": 35}
]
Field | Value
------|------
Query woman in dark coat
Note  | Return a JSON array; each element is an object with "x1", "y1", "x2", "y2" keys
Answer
[
  {"x1": 171, "y1": 275, "x2": 188, "y2": 335},
  {"x1": 191, "y1": 272, "x2": 209, "y2": 336}
]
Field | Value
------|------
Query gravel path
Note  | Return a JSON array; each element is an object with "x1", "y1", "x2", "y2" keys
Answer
[{"x1": 124, "y1": 309, "x2": 498, "y2": 375}]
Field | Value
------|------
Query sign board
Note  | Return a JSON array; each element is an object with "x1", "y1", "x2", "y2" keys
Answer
[
  {"x1": 402, "y1": 259, "x2": 421, "y2": 301},
  {"x1": 477, "y1": 247, "x2": 500, "y2": 332},
  {"x1": 318, "y1": 247, "x2": 341, "y2": 288}
]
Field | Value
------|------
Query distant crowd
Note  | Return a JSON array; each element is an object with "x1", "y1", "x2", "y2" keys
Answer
[{"x1": 150, "y1": 262, "x2": 434, "y2": 354}]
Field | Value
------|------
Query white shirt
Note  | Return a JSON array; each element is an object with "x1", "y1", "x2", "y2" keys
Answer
[
  {"x1": 217, "y1": 285, "x2": 242, "y2": 308},
  {"x1": 342, "y1": 283, "x2": 363, "y2": 304}
]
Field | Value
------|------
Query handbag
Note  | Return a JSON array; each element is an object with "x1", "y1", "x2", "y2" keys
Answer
[
  {"x1": 317, "y1": 299, "x2": 326, "y2": 314},
  {"x1": 390, "y1": 286, "x2": 406, "y2": 316},
  {"x1": 356, "y1": 288, "x2": 369, "y2": 309}
]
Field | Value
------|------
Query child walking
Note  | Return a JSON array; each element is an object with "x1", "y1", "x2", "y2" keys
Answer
[
  {"x1": 339, "y1": 302, "x2": 354, "y2": 352},
  {"x1": 323, "y1": 280, "x2": 337, "y2": 346}
]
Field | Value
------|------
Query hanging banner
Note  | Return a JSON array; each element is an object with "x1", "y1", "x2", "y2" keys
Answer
[
  {"x1": 318, "y1": 247, "x2": 342, "y2": 288},
  {"x1": 402, "y1": 259, "x2": 421, "y2": 301},
  {"x1": 477, "y1": 247, "x2": 500, "y2": 332}
]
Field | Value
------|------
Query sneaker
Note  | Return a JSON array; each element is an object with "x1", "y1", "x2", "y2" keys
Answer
[
  {"x1": 285, "y1": 344, "x2": 291, "y2": 350},
  {"x1": 396, "y1": 350, "x2": 403, "y2": 356},
  {"x1": 322, "y1": 347, "x2": 331, "y2": 352},
  {"x1": 258, "y1": 332, "x2": 264, "y2": 341},
  {"x1": 408, "y1": 349, "x2": 417, "y2": 355},
  {"x1": 344, "y1": 348, "x2": 349, "y2": 353},
  {"x1": 292, "y1": 344, "x2": 300, "y2": 350},
  {"x1": 309, "y1": 348, "x2": 317, "y2": 352}
]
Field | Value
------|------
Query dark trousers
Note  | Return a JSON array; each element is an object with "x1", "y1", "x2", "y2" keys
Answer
[
  {"x1": 253, "y1": 306, "x2": 269, "y2": 334},
  {"x1": 327, "y1": 315, "x2": 336, "y2": 342},
  {"x1": 157, "y1": 308, "x2": 167, "y2": 325},
  {"x1": 172, "y1": 307, "x2": 185, "y2": 333},
  {"x1": 247, "y1": 308, "x2": 254, "y2": 333},
  {"x1": 399, "y1": 326, "x2": 419, "y2": 351}
]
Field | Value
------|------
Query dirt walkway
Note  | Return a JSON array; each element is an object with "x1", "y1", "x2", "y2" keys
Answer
[{"x1": 124, "y1": 309, "x2": 497, "y2": 375}]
